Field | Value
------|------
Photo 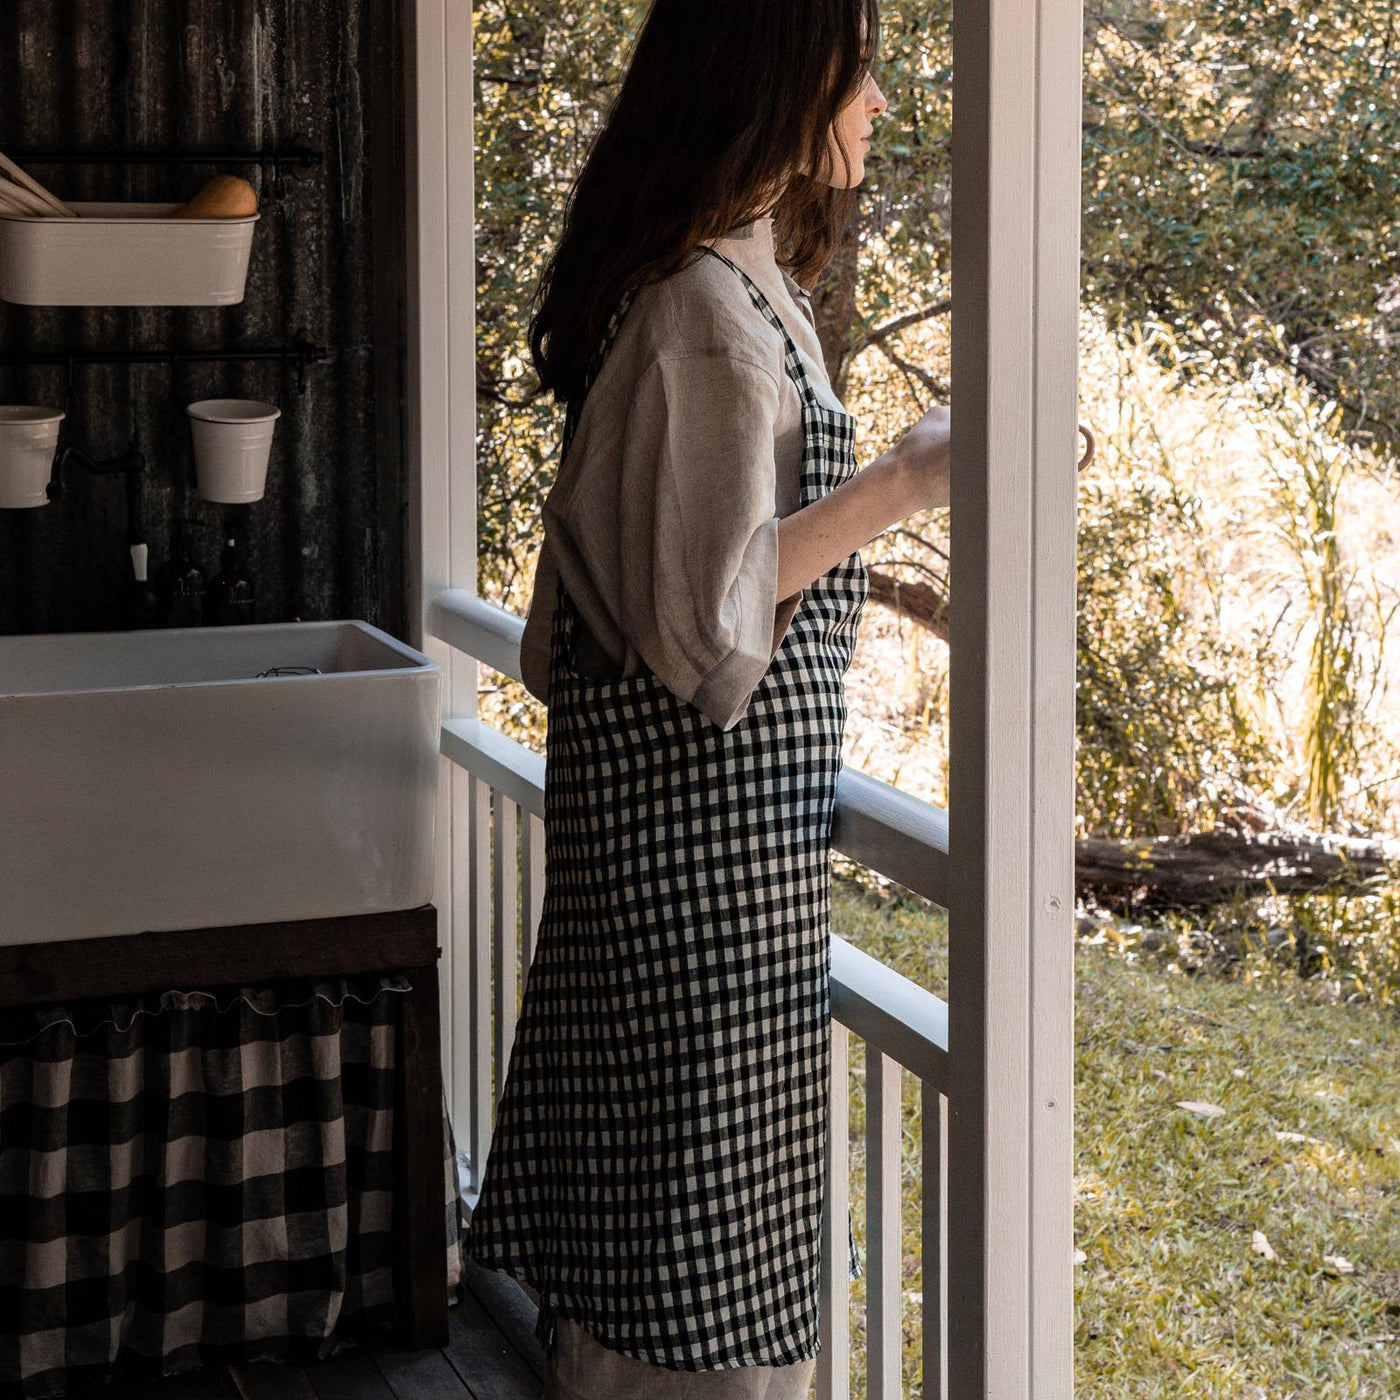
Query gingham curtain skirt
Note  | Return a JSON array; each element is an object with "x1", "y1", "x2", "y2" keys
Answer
[{"x1": 0, "y1": 975, "x2": 464, "y2": 1399}]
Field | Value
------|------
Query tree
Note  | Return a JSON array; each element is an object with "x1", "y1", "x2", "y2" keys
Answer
[{"x1": 1082, "y1": 0, "x2": 1400, "y2": 447}]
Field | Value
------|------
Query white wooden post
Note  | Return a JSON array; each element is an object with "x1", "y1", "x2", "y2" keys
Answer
[
  {"x1": 403, "y1": 0, "x2": 478, "y2": 1181},
  {"x1": 946, "y1": 0, "x2": 1081, "y2": 1393}
]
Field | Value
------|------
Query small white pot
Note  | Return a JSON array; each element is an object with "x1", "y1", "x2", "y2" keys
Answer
[
  {"x1": 0, "y1": 406, "x2": 64, "y2": 508},
  {"x1": 187, "y1": 399, "x2": 281, "y2": 503}
]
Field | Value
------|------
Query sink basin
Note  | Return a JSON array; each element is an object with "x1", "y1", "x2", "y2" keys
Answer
[{"x1": 0, "y1": 620, "x2": 441, "y2": 945}]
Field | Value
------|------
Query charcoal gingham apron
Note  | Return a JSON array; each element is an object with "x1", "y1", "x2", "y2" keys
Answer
[{"x1": 463, "y1": 245, "x2": 867, "y2": 1371}]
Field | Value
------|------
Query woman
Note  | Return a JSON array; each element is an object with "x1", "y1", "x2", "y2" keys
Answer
[{"x1": 462, "y1": 1, "x2": 950, "y2": 1394}]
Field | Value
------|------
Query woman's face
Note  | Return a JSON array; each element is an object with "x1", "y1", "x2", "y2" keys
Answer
[{"x1": 816, "y1": 67, "x2": 889, "y2": 188}]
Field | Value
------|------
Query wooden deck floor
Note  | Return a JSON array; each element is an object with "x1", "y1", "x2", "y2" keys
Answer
[{"x1": 75, "y1": 1260, "x2": 545, "y2": 1400}]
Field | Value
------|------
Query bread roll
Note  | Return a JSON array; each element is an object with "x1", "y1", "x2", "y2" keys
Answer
[{"x1": 171, "y1": 175, "x2": 259, "y2": 219}]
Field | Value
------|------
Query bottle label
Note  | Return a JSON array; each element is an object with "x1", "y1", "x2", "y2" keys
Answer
[{"x1": 214, "y1": 596, "x2": 257, "y2": 626}]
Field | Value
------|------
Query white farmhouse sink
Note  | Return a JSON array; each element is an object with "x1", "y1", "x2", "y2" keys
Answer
[{"x1": 0, "y1": 621, "x2": 441, "y2": 946}]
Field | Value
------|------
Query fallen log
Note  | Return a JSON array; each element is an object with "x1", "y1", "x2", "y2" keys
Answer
[
  {"x1": 865, "y1": 569, "x2": 949, "y2": 641},
  {"x1": 1077, "y1": 828, "x2": 1400, "y2": 910},
  {"x1": 856, "y1": 576, "x2": 1396, "y2": 910}
]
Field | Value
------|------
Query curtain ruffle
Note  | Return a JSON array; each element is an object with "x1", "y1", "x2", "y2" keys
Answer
[{"x1": 0, "y1": 973, "x2": 460, "y2": 1399}]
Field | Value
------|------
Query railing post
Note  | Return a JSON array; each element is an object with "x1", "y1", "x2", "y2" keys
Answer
[
  {"x1": 464, "y1": 774, "x2": 492, "y2": 1200},
  {"x1": 818, "y1": 1018, "x2": 853, "y2": 1400},
  {"x1": 491, "y1": 791, "x2": 520, "y2": 1106},
  {"x1": 404, "y1": 0, "x2": 478, "y2": 1183},
  {"x1": 866, "y1": 1050, "x2": 903, "y2": 1399},
  {"x1": 921, "y1": 1080, "x2": 947, "y2": 1399},
  {"x1": 521, "y1": 811, "x2": 546, "y2": 972}
]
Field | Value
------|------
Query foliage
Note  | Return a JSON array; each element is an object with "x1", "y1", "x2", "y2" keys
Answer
[
  {"x1": 838, "y1": 307, "x2": 1400, "y2": 841},
  {"x1": 1076, "y1": 463, "x2": 1275, "y2": 839},
  {"x1": 1079, "y1": 872, "x2": 1400, "y2": 1012},
  {"x1": 472, "y1": 1, "x2": 642, "y2": 607},
  {"x1": 1083, "y1": 0, "x2": 1400, "y2": 449},
  {"x1": 1244, "y1": 350, "x2": 1394, "y2": 830},
  {"x1": 1070, "y1": 316, "x2": 1400, "y2": 839}
]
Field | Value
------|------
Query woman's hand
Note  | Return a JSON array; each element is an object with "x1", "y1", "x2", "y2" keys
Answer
[
  {"x1": 775, "y1": 402, "x2": 951, "y2": 601},
  {"x1": 890, "y1": 402, "x2": 951, "y2": 516}
]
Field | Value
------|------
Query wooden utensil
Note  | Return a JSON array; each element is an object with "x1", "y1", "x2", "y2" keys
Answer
[
  {"x1": 0, "y1": 177, "x2": 56, "y2": 217},
  {"x1": 0, "y1": 149, "x2": 77, "y2": 217}
]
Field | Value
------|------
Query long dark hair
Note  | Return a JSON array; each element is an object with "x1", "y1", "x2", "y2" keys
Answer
[{"x1": 529, "y1": 0, "x2": 880, "y2": 407}]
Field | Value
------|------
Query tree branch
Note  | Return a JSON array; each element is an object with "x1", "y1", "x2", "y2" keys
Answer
[
  {"x1": 865, "y1": 568, "x2": 949, "y2": 641},
  {"x1": 874, "y1": 338, "x2": 949, "y2": 403},
  {"x1": 476, "y1": 362, "x2": 546, "y2": 408},
  {"x1": 851, "y1": 298, "x2": 952, "y2": 358}
]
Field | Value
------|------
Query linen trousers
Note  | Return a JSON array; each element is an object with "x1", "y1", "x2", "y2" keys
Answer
[{"x1": 543, "y1": 1316, "x2": 816, "y2": 1400}]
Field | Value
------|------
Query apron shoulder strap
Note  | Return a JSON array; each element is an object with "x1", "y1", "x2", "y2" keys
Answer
[
  {"x1": 562, "y1": 285, "x2": 639, "y2": 458},
  {"x1": 698, "y1": 245, "x2": 821, "y2": 407}
]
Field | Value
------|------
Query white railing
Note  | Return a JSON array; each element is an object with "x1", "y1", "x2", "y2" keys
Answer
[{"x1": 429, "y1": 588, "x2": 952, "y2": 1399}]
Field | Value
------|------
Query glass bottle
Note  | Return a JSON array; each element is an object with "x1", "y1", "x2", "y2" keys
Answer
[
  {"x1": 155, "y1": 517, "x2": 207, "y2": 628},
  {"x1": 207, "y1": 529, "x2": 256, "y2": 626}
]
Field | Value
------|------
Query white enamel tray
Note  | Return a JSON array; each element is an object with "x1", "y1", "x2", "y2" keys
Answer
[{"x1": 0, "y1": 200, "x2": 258, "y2": 306}]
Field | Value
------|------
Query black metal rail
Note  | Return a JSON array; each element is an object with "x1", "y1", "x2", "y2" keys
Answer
[
  {"x1": 6, "y1": 137, "x2": 322, "y2": 195},
  {"x1": 0, "y1": 337, "x2": 330, "y2": 394}
]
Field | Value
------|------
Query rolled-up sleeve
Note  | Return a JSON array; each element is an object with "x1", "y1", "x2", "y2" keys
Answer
[{"x1": 618, "y1": 352, "x2": 799, "y2": 731}]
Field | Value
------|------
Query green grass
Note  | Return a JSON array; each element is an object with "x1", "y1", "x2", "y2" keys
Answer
[{"x1": 831, "y1": 870, "x2": 1400, "y2": 1398}]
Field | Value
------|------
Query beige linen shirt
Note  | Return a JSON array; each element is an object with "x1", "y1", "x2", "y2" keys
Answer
[{"x1": 518, "y1": 215, "x2": 846, "y2": 731}]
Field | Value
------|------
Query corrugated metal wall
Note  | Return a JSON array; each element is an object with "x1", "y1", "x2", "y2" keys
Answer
[{"x1": 0, "y1": 0, "x2": 407, "y2": 638}]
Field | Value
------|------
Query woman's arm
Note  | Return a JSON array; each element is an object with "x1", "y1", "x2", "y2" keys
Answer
[{"x1": 776, "y1": 403, "x2": 951, "y2": 601}]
